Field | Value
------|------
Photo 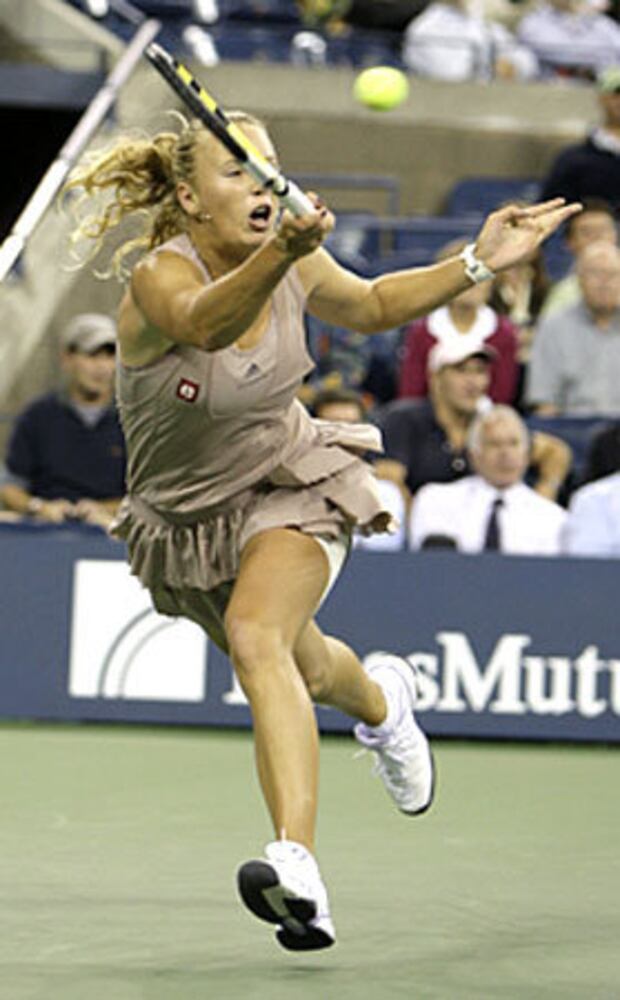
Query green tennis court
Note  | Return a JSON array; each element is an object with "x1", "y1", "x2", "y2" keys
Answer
[{"x1": 1, "y1": 723, "x2": 618, "y2": 1000}]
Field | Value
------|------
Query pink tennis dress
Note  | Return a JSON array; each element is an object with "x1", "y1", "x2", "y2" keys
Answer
[{"x1": 111, "y1": 234, "x2": 392, "y2": 643}]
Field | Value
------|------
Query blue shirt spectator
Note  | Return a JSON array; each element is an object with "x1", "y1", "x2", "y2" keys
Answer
[
  {"x1": 4, "y1": 393, "x2": 125, "y2": 501},
  {"x1": 0, "y1": 314, "x2": 126, "y2": 528}
]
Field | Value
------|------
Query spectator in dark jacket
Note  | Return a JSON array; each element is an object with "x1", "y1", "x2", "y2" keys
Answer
[
  {"x1": 380, "y1": 337, "x2": 572, "y2": 499},
  {"x1": 0, "y1": 313, "x2": 126, "y2": 528},
  {"x1": 539, "y1": 66, "x2": 620, "y2": 214},
  {"x1": 583, "y1": 420, "x2": 620, "y2": 482}
]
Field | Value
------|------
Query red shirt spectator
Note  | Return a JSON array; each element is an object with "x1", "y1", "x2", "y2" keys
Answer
[{"x1": 398, "y1": 303, "x2": 519, "y2": 403}]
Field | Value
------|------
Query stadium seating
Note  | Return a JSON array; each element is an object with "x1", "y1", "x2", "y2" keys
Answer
[
  {"x1": 444, "y1": 176, "x2": 541, "y2": 217},
  {"x1": 391, "y1": 214, "x2": 482, "y2": 255},
  {"x1": 325, "y1": 213, "x2": 484, "y2": 270},
  {"x1": 526, "y1": 415, "x2": 609, "y2": 485},
  {"x1": 444, "y1": 176, "x2": 574, "y2": 281},
  {"x1": 539, "y1": 229, "x2": 573, "y2": 282}
]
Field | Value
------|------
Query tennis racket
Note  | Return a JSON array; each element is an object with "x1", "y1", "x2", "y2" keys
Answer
[{"x1": 145, "y1": 42, "x2": 314, "y2": 217}]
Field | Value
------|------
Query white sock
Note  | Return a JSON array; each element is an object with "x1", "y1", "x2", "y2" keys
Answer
[
  {"x1": 363, "y1": 669, "x2": 406, "y2": 739},
  {"x1": 266, "y1": 839, "x2": 315, "y2": 867}
]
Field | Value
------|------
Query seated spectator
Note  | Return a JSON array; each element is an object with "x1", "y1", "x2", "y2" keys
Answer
[
  {"x1": 517, "y1": 0, "x2": 620, "y2": 80},
  {"x1": 539, "y1": 66, "x2": 620, "y2": 214},
  {"x1": 379, "y1": 338, "x2": 572, "y2": 498},
  {"x1": 490, "y1": 245, "x2": 551, "y2": 405},
  {"x1": 0, "y1": 313, "x2": 126, "y2": 529},
  {"x1": 291, "y1": 1, "x2": 427, "y2": 66},
  {"x1": 491, "y1": 245, "x2": 550, "y2": 331},
  {"x1": 312, "y1": 386, "x2": 408, "y2": 549},
  {"x1": 402, "y1": 0, "x2": 539, "y2": 81},
  {"x1": 409, "y1": 405, "x2": 567, "y2": 553},
  {"x1": 582, "y1": 418, "x2": 620, "y2": 481},
  {"x1": 305, "y1": 316, "x2": 399, "y2": 406},
  {"x1": 230, "y1": 1, "x2": 302, "y2": 23},
  {"x1": 311, "y1": 384, "x2": 369, "y2": 424},
  {"x1": 526, "y1": 241, "x2": 620, "y2": 415},
  {"x1": 298, "y1": 0, "x2": 427, "y2": 31},
  {"x1": 562, "y1": 470, "x2": 620, "y2": 555},
  {"x1": 398, "y1": 238, "x2": 519, "y2": 404},
  {"x1": 541, "y1": 197, "x2": 618, "y2": 317}
]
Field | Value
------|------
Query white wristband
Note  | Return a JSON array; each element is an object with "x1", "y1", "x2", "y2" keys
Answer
[{"x1": 459, "y1": 243, "x2": 495, "y2": 285}]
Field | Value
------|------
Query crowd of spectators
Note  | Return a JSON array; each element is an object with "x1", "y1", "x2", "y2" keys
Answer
[
  {"x1": 4, "y1": 188, "x2": 620, "y2": 556},
  {"x1": 295, "y1": 57, "x2": 620, "y2": 558},
  {"x1": 187, "y1": 0, "x2": 620, "y2": 82},
  {"x1": 401, "y1": 0, "x2": 539, "y2": 82},
  {"x1": 4, "y1": 11, "x2": 620, "y2": 557},
  {"x1": 87, "y1": 0, "x2": 620, "y2": 83}
]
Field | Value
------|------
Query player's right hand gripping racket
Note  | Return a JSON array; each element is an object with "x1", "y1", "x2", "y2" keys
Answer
[{"x1": 145, "y1": 42, "x2": 314, "y2": 217}]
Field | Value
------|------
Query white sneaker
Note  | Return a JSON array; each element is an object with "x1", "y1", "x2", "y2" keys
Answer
[
  {"x1": 237, "y1": 840, "x2": 336, "y2": 951},
  {"x1": 354, "y1": 654, "x2": 435, "y2": 815}
]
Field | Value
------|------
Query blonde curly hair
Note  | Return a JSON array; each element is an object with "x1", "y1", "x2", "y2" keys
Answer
[{"x1": 63, "y1": 111, "x2": 264, "y2": 279}]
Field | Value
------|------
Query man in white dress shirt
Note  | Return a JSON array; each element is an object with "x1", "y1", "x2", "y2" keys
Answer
[
  {"x1": 402, "y1": 0, "x2": 539, "y2": 82},
  {"x1": 409, "y1": 405, "x2": 567, "y2": 555},
  {"x1": 563, "y1": 471, "x2": 620, "y2": 557}
]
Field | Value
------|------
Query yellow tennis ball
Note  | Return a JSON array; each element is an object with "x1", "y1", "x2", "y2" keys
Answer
[{"x1": 353, "y1": 66, "x2": 409, "y2": 112}]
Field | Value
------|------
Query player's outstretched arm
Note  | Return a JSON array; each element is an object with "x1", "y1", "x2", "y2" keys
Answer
[{"x1": 302, "y1": 199, "x2": 582, "y2": 335}]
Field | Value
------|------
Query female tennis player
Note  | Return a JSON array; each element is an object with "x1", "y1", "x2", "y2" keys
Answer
[{"x1": 65, "y1": 112, "x2": 580, "y2": 952}]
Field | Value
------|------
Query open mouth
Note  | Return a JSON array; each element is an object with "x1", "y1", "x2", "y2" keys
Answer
[{"x1": 248, "y1": 203, "x2": 273, "y2": 231}]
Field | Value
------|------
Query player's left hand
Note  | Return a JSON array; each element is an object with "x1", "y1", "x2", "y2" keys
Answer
[{"x1": 475, "y1": 199, "x2": 582, "y2": 274}]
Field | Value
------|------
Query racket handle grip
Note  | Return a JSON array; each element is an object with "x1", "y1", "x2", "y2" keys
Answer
[{"x1": 278, "y1": 180, "x2": 316, "y2": 217}]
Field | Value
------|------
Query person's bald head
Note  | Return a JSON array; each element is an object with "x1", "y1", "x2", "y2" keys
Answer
[
  {"x1": 577, "y1": 241, "x2": 620, "y2": 317},
  {"x1": 468, "y1": 405, "x2": 530, "y2": 489}
]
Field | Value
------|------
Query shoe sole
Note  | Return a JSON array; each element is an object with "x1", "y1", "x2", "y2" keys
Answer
[
  {"x1": 400, "y1": 746, "x2": 437, "y2": 816},
  {"x1": 237, "y1": 860, "x2": 335, "y2": 952}
]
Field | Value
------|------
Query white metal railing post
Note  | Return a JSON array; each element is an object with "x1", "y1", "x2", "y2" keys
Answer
[{"x1": 0, "y1": 16, "x2": 161, "y2": 283}]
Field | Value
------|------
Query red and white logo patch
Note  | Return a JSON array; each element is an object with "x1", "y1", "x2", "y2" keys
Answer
[{"x1": 176, "y1": 378, "x2": 200, "y2": 403}]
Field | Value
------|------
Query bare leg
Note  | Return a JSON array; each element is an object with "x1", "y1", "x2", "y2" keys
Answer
[
  {"x1": 294, "y1": 621, "x2": 388, "y2": 725},
  {"x1": 295, "y1": 621, "x2": 435, "y2": 818},
  {"x1": 224, "y1": 528, "x2": 331, "y2": 853}
]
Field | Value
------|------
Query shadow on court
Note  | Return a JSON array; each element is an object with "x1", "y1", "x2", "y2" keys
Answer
[{"x1": 0, "y1": 724, "x2": 618, "y2": 1000}]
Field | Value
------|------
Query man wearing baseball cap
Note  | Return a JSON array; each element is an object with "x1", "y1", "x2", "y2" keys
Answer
[
  {"x1": 426, "y1": 337, "x2": 497, "y2": 374},
  {"x1": 0, "y1": 313, "x2": 125, "y2": 527},
  {"x1": 539, "y1": 66, "x2": 620, "y2": 214},
  {"x1": 377, "y1": 337, "x2": 571, "y2": 499},
  {"x1": 61, "y1": 312, "x2": 118, "y2": 354}
]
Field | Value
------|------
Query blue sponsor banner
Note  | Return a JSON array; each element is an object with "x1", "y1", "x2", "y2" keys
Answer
[{"x1": 0, "y1": 523, "x2": 618, "y2": 742}]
